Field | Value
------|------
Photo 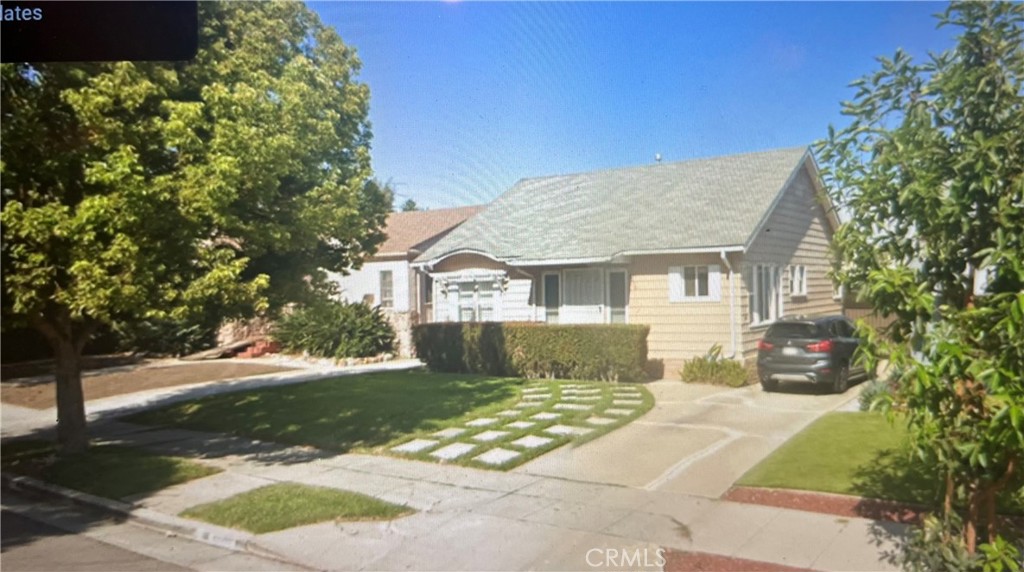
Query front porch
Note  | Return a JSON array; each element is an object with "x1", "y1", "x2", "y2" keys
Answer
[{"x1": 423, "y1": 265, "x2": 630, "y2": 325}]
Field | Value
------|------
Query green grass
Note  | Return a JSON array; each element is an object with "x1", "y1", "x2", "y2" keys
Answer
[
  {"x1": 1, "y1": 440, "x2": 220, "y2": 500},
  {"x1": 387, "y1": 379, "x2": 655, "y2": 470},
  {"x1": 128, "y1": 371, "x2": 522, "y2": 452},
  {"x1": 180, "y1": 483, "x2": 413, "y2": 533},
  {"x1": 738, "y1": 412, "x2": 1024, "y2": 514},
  {"x1": 127, "y1": 371, "x2": 653, "y2": 471}
]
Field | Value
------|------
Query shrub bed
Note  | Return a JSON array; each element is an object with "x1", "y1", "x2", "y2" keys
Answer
[
  {"x1": 273, "y1": 299, "x2": 395, "y2": 359},
  {"x1": 679, "y1": 344, "x2": 749, "y2": 387},
  {"x1": 412, "y1": 322, "x2": 649, "y2": 382}
]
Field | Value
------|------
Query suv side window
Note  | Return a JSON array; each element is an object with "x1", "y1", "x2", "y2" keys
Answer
[
  {"x1": 836, "y1": 319, "x2": 855, "y2": 338},
  {"x1": 828, "y1": 320, "x2": 842, "y2": 338}
]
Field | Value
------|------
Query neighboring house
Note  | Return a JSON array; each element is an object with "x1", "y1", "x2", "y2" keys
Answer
[
  {"x1": 327, "y1": 205, "x2": 484, "y2": 356},
  {"x1": 412, "y1": 147, "x2": 842, "y2": 372}
]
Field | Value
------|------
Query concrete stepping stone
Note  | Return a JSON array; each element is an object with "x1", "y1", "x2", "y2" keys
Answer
[
  {"x1": 553, "y1": 403, "x2": 592, "y2": 411},
  {"x1": 506, "y1": 420, "x2": 535, "y2": 430},
  {"x1": 472, "y1": 430, "x2": 510, "y2": 442},
  {"x1": 604, "y1": 408, "x2": 633, "y2": 416},
  {"x1": 430, "y1": 442, "x2": 476, "y2": 460},
  {"x1": 585, "y1": 416, "x2": 617, "y2": 426},
  {"x1": 612, "y1": 399, "x2": 643, "y2": 406},
  {"x1": 392, "y1": 439, "x2": 439, "y2": 453},
  {"x1": 531, "y1": 412, "x2": 560, "y2": 421},
  {"x1": 496, "y1": 410, "x2": 520, "y2": 418},
  {"x1": 474, "y1": 448, "x2": 521, "y2": 465},
  {"x1": 562, "y1": 395, "x2": 601, "y2": 402},
  {"x1": 522, "y1": 393, "x2": 551, "y2": 401},
  {"x1": 515, "y1": 402, "x2": 537, "y2": 409},
  {"x1": 522, "y1": 387, "x2": 548, "y2": 394},
  {"x1": 563, "y1": 388, "x2": 601, "y2": 395},
  {"x1": 466, "y1": 417, "x2": 499, "y2": 427},
  {"x1": 510, "y1": 435, "x2": 553, "y2": 449},
  {"x1": 544, "y1": 424, "x2": 593, "y2": 437},
  {"x1": 432, "y1": 428, "x2": 467, "y2": 439}
]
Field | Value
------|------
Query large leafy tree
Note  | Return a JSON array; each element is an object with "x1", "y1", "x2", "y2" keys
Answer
[
  {"x1": 817, "y1": 1, "x2": 1023, "y2": 563},
  {"x1": 1, "y1": 2, "x2": 389, "y2": 453}
]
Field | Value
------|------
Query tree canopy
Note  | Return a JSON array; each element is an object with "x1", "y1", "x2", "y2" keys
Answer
[
  {"x1": 1, "y1": 1, "x2": 390, "y2": 452},
  {"x1": 817, "y1": 2, "x2": 1023, "y2": 566}
]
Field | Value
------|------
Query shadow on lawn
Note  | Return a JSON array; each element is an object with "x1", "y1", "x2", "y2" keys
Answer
[{"x1": 119, "y1": 372, "x2": 520, "y2": 457}]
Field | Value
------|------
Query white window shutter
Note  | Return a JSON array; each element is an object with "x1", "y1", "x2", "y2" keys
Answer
[
  {"x1": 708, "y1": 264, "x2": 722, "y2": 302},
  {"x1": 668, "y1": 266, "x2": 683, "y2": 302}
]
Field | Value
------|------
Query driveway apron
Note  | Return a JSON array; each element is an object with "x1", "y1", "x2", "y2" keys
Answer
[{"x1": 515, "y1": 380, "x2": 861, "y2": 498}]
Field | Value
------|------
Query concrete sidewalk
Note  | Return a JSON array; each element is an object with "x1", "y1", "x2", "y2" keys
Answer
[{"x1": 69, "y1": 418, "x2": 905, "y2": 571}]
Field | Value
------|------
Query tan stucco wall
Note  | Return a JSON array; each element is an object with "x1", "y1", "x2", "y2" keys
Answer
[
  {"x1": 740, "y1": 163, "x2": 842, "y2": 361},
  {"x1": 628, "y1": 253, "x2": 737, "y2": 375}
]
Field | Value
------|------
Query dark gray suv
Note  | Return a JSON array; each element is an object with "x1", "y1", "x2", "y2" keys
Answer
[{"x1": 756, "y1": 315, "x2": 872, "y2": 393}]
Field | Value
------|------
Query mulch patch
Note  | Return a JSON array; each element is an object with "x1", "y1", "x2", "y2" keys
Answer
[
  {"x1": 723, "y1": 486, "x2": 926, "y2": 525},
  {"x1": 662, "y1": 549, "x2": 814, "y2": 572},
  {"x1": 725, "y1": 486, "x2": 1024, "y2": 532},
  {"x1": 0, "y1": 361, "x2": 295, "y2": 409}
]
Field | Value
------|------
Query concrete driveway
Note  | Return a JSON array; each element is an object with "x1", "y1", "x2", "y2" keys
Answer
[{"x1": 515, "y1": 380, "x2": 862, "y2": 498}]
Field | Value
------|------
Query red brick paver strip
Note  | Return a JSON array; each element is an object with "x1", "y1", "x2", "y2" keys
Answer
[
  {"x1": 723, "y1": 486, "x2": 928, "y2": 525},
  {"x1": 662, "y1": 549, "x2": 815, "y2": 572}
]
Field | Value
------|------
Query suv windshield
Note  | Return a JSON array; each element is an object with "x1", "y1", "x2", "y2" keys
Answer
[{"x1": 766, "y1": 322, "x2": 822, "y2": 338}]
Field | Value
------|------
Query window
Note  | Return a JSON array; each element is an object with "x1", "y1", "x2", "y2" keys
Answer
[
  {"x1": 789, "y1": 265, "x2": 807, "y2": 297},
  {"x1": 379, "y1": 270, "x2": 393, "y2": 308},
  {"x1": 423, "y1": 275, "x2": 433, "y2": 305},
  {"x1": 669, "y1": 265, "x2": 719, "y2": 302},
  {"x1": 832, "y1": 282, "x2": 844, "y2": 301},
  {"x1": 750, "y1": 264, "x2": 782, "y2": 325},
  {"x1": 448, "y1": 277, "x2": 499, "y2": 322}
]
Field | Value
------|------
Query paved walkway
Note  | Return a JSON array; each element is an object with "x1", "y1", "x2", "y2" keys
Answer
[{"x1": 4, "y1": 370, "x2": 903, "y2": 571}]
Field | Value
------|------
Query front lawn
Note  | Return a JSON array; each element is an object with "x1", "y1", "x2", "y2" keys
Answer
[
  {"x1": 738, "y1": 412, "x2": 1024, "y2": 514},
  {"x1": 2, "y1": 440, "x2": 220, "y2": 500},
  {"x1": 181, "y1": 483, "x2": 413, "y2": 533},
  {"x1": 127, "y1": 371, "x2": 653, "y2": 470},
  {"x1": 127, "y1": 371, "x2": 521, "y2": 452}
]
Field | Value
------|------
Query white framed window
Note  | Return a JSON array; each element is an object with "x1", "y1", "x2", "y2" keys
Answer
[
  {"x1": 444, "y1": 276, "x2": 500, "y2": 322},
  {"x1": 669, "y1": 265, "x2": 721, "y2": 302},
  {"x1": 379, "y1": 270, "x2": 394, "y2": 308},
  {"x1": 789, "y1": 265, "x2": 807, "y2": 297},
  {"x1": 750, "y1": 264, "x2": 783, "y2": 325}
]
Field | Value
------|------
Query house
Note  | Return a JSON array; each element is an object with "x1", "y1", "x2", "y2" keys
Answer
[
  {"x1": 411, "y1": 147, "x2": 842, "y2": 372},
  {"x1": 327, "y1": 205, "x2": 484, "y2": 356}
]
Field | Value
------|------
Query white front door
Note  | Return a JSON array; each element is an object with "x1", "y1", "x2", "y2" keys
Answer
[{"x1": 560, "y1": 268, "x2": 604, "y2": 324}]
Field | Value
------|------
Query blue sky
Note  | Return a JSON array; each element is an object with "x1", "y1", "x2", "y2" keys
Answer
[{"x1": 312, "y1": 2, "x2": 954, "y2": 209}]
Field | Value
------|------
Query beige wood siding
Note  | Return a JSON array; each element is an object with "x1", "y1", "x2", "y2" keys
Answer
[
  {"x1": 740, "y1": 163, "x2": 841, "y2": 361},
  {"x1": 628, "y1": 253, "x2": 737, "y2": 375}
]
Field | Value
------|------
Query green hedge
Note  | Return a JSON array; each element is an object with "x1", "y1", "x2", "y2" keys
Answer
[{"x1": 412, "y1": 322, "x2": 649, "y2": 382}]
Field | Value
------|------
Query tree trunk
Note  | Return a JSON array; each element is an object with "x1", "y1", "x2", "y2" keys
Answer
[
  {"x1": 965, "y1": 489, "x2": 980, "y2": 555},
  {"x1": 52, "y1": 337, "x2": 89, "y2": 454}
]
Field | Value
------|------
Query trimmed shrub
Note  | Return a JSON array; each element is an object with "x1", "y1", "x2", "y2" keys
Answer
[
  {"x1": 412, "y1": 322, "x2": 649, "y2": 382},
  {"x1": 273, "y1": 300, "x2": 395, "y2": 359},
  {"x1": 679, "y1": 344, "x2": 748, "y2": 387}
]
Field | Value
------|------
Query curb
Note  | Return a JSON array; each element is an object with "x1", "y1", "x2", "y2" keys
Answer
[{"x1": 1, "y1": 472, "x2": 313, "y2": 570}]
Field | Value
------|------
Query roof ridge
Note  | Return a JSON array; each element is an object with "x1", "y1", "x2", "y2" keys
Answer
[{"x1": 516, "y1": 145, "x2": 809, "y2": 185}]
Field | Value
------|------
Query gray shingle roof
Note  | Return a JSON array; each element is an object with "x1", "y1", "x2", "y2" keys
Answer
[{"x1": 416, "y1": 146, "x2": 810, "y2": 265}]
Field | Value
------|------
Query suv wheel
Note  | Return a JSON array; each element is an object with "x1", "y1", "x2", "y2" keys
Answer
[
  {"x1": 760, "y1": 378, "x2": 778, "y2": 392},
  {"x1": 833, "y1": 365, "x2": 850, "y2": 394}
]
